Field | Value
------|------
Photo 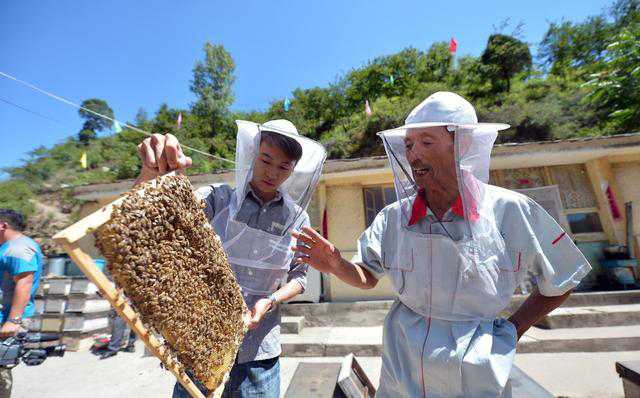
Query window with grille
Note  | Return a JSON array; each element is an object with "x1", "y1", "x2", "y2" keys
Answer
[
  {"x1": 566, "y1": 212, "x2": 604, "y2": 234},
  {"x1": 493, "y1": 164, "x2": 605, "y2": 238},
  {"x1": 363, "y1": 186, "x2": 397, "y2": 227}
]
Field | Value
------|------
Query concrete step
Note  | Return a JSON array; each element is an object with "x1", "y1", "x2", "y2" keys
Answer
[
  {"x1": 564, "y1": 290, "x2": 640, "y2": 307},
  {"x1": 281, "y1": 316, "x2": 305, "y2": 334},
  {"x1": 536, "y1": 303, "x2": 640, "y2": 329},
  {"x1": 281, "y1": 324, "x2": 640, "y2": 357},
  {"x1": 518, "y1": 325, "x2": 640, "y2": 353},
  {"x1": 281, "y1": 326, "x2": 383, "y2": 357},
  {"x1": 281, "y1": 300, "x2": 393, "y2": 327},
  {"x1": 281, "y1": 290, "x2": 640, "y2": 327},
  {"x1": 503, "y1": 290, "x2": 640, "y2": 317}
]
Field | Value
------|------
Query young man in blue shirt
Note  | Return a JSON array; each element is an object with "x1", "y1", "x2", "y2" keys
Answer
[{"x1": 0, "y1": 208, "x2": 43, "y2": 397}]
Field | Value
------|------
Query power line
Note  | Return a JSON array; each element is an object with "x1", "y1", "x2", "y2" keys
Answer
[
  {"x1": 0, "y1": 70, "x2": 235, "y2": 165},
  {"x1": 0, "y1": 97, "x2": 77, "y2": 129}
]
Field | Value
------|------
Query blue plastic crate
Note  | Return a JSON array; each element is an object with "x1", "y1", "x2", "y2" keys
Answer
[
  {"x1": 65, "y1": 258, "x2": 106, "y2": 276},
  {"x1": 609, "y1": 267, "x2": 637, "y2": 285},
  {"x1": 600, "y1": 259, "x2": 638, "y2": 268}
]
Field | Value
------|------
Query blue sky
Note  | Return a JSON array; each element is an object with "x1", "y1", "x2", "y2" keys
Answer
[{"x1": 0, "y1": 0, "x2": 613, "y2": 178}]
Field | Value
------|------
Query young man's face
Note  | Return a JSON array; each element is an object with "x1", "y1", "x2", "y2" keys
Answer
[
  {"x1": 251, "y1": 141, "x2": 296, "y2": 199},
  {"x1": 404, "y1": 126, "x2": 457, "y2": 191}
]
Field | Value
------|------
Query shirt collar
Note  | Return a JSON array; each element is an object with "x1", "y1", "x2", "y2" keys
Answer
[
  {"x1": 246, "y1": 184, "x2": 283, "y2": 206},
  {"x1": 408, "y1": 188, "x2": 479, "y2": 226}
]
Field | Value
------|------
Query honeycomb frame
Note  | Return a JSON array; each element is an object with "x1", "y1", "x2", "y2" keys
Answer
[{"x1": 53, "y1": 172, "x2": 250, "y2": 398}]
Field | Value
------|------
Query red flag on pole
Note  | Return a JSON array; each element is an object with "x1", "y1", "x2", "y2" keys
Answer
[
  {"x1": 322, "y1": 207, "x2": 328, "y2": 238},
  {"x1": 449, "y1": 37, "x2": 457, "y2": 53}
]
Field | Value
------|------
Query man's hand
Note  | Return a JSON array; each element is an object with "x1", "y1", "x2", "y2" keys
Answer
[
  {"x1": 0, "y1": 322, "x2": 21, "y2": 339},
  {"x1": 247, "y1": 298, "x2": 272, "y2": 331},
  {"x1": 291, "y1": 227, "x2": 343, "y2": 274},
  {"x1": 137, "y1": 133, "x2": 192, "y2": 181}
]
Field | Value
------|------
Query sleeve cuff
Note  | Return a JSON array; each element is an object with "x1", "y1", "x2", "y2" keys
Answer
[
  {"x1": 287, "y1": 272, "x2": 307, "y2": 292},
  {"x1": 351, "y1": 254, "x2": 384, "y2": 280},
  {"x1": 537, "y1": 262, "x2": 592, "y2": 297}
]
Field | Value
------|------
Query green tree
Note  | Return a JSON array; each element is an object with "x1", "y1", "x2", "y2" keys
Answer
[
  {"x1": 539, "y1": 17, "x2": 611, "y2": 80},
  {"x1": 344, "y1": 48, "x2": 426, "y2": 111},
  {"x1": 611, "y1": 0, "x2": 640, "y2": 27},
  {"x1": 584, "y1": 24, "x2": 640, "y2": 132},
  {"x1": 190, "y1": 42, "x2": 236, "y2": 136},
  {"x1": 78, "y1": 127, "x2": 96, "y2": 143},
  {"x1": 417, "y1": 42, "x2": 454, "y2": 84},
  {"x1": 78, "y1": 99, "x2": 114, "y2": 132},
  {"x1": 481, "y1": 34, "x2": 532, "y2": 93},
  {"x1": 0, "y1": 180, "x2": 34, "y2": 217},
  {"x1": 538, "y1": 21, "x2": 577, "y2": 79}
]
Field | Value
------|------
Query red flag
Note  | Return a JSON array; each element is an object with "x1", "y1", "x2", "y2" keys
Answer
[
  {"x1": 177, "y1": 112, "x2": 183, "y2": 129},
  {"x1": 322, "y1": 208, "x2": 328, "y2": 238},
  {"x1": 449, "y1": 37, "x2": 457, "y2": 53},
  {"x1": 365, "y1": 100, "x2": 372, "y2": 116}
]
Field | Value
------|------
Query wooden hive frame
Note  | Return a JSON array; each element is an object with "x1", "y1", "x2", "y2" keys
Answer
[{"x1": 53, "y1": 175, "x2": 210, "y2": 398}]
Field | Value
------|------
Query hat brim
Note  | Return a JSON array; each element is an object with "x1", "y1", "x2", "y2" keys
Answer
[{"x1": 377, "y1": 121, "x2": 511, "y2": 136}]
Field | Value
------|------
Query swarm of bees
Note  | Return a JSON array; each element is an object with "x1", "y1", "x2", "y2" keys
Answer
[{"x1": 96, "y1": 174, "x2": 249, "y2": 392}]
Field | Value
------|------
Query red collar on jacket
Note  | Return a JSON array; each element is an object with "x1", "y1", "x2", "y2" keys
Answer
[{"x1": 408, "y1": 188, "x2": 479, "y2": 226}]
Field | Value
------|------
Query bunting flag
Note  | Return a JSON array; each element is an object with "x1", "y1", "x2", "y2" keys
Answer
[
  {"x1": 449, "y1": 37, "x2": 457, "y2": 53},
  {"x1": 113, "y1": 120, "x2": 122, "y2": 133},
  {"x1": 80, "y1": 152, "x2": 87, "y2": 169},
  {"x1": 284, "y1": 98, "x2": 290, "y2": 112},
  {"x1": 365, "y1": 100, "x2": 372, "y2": 116},
  {"x1": 389, "y1": 74, "x2": 395, "y2": 85},
  {"x1": 177, "y1": 113, "x2": 183, "y2": 129}
]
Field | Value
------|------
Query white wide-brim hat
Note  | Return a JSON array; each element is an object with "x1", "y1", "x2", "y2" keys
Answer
[
  {"x1": 262, "y1": 119, "x2": 300, "y2": 137},
  {"x1": 397, "y1": 91, "x2": 510, "y2": 131}
]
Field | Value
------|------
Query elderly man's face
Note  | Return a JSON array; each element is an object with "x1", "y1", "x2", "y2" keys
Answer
[{"x1": 404, "y1": 126, "x2": 457, "y2": 190}]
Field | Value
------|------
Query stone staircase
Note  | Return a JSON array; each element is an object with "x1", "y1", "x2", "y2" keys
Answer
[{"x1": 280, "y1": 290, "x2": 640, "y2": 357}]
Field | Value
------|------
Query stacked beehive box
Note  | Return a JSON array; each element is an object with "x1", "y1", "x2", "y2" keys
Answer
[{"x1": 30, "y1": 276, "x2": 111, "y2": 351}]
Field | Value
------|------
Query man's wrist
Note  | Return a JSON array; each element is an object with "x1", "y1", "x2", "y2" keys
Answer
[
  {"x1": 135, "y1": 167, "x2": 159, "y2": 186},
  {"x1": 6, "y1": 316, "x2": 22, "y2": 325},
  {"x1": 266, "y1": 293, "x2": 278, "y2": 311},
  {"x1": 328, "y1": 252, "x2": 345, "y2": 273}
]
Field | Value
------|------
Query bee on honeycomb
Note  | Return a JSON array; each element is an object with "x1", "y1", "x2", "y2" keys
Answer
[{"x1": 96, "y1": 174, "x2": 250, "y2": 394}]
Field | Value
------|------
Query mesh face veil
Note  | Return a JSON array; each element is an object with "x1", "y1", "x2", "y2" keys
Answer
[
  {"x1": 212, "y1": 120, "x2": 326, "y2": 293},
  {"x1": 232, "y1": 119, "x2": 327, "y2": 222},
  {"x1": 378, "y1": 124, "x2": 504, "y2": 245},
  {"x1": 376, "y1": 92, "x2": 517, "y2": 321}
]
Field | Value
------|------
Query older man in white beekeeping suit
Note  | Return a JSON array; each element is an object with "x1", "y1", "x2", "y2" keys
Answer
[{"x1": 292, "y1": 92, "x2": 591, "y2": 398}]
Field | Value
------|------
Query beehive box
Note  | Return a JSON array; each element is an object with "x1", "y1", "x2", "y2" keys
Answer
[
  {"x1": 69, "y1": 279, "x2": 101, "y2": 295},
  {"x1": 47, "y1": 278, "x2": 71, "y2": 295},
  {"x1": 44, "y1": 297, "x2": 67, "y2": 313},
  {"x1": 63, "y1": 312, "x2": 110, "y2": 332},
  {"x1": 53, "y1": 173, "x2": 250, "y2": 398},
  {"x1": 66, "y1": 295, "x2": 111, "y2": 313}
]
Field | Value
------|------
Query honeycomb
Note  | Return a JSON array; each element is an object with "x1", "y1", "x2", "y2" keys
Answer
[{"x1": 95, "y1": 174, "x2": 250, "y2": 394}]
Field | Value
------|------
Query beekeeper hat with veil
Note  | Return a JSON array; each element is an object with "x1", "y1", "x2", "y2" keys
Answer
[
  {"x1": 377, "y1": 92, "x2": 516, "y2": 321},
  {"x1": 212, "y1": 119, "x2": 326, "y2": 295}
]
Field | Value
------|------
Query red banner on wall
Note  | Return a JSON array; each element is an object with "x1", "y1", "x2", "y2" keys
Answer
[{"x1": 606, "y1": 185, "x2": 622, "y2": 221}]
